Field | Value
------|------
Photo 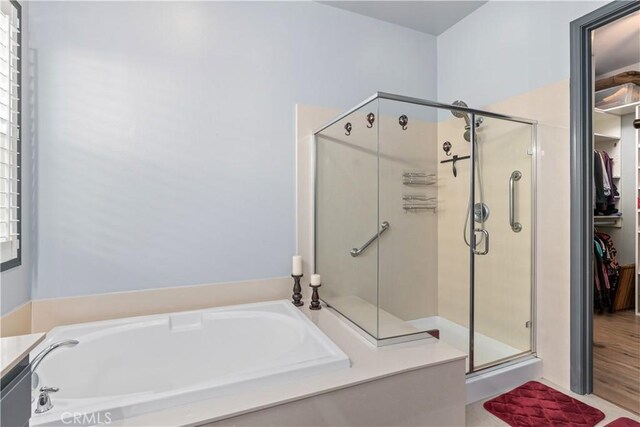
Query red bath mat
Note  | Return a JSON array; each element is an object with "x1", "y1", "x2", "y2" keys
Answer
[
  {"x1": 605, "y1": 418, "x2": 640, "y2": 427},
  {"x1": 483, "y1": 381, "x2": 605, "y2": 427}
]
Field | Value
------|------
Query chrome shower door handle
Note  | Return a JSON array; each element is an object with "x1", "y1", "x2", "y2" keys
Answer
[
  {"x1": 509, "y1": 170, "x2": 522, "y2": 233},
  {"x1": 472, "y1": 228, "x2": 489, "y2": 255}
]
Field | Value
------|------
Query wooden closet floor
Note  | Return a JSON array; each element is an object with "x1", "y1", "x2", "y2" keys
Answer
[{"x1": 593, "y1": 309, "x2": 640, "y2": 414}]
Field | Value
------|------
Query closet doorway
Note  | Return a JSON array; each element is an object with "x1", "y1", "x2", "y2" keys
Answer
[
  {"x1": 570, "y1": 0, "x2": 640, "y2": 415},
  {"x1": 592, "y1": 13, "x2": 640, "y2": 414}
]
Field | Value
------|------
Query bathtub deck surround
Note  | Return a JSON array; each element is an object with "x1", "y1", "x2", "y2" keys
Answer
[{"x1": 64, "y1": 300, "x2": 465, "y2": 427}]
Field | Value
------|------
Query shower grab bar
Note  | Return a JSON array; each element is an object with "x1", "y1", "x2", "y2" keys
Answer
[
  {"x1": 509, "y1": 170, "x2": 522, "y2": 233},
  {"x1": 350, "y1": 221, "x2": 390, "y2": 257}
]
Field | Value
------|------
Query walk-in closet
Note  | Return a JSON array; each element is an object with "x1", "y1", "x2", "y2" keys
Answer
[{"x1": 591, "y1": 10, "x2": 640, "y2": 414}]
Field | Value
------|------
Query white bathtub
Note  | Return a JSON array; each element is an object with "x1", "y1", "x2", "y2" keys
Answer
[{"x1": 29, "y1": 300, "x2": 350, "y2": 426}]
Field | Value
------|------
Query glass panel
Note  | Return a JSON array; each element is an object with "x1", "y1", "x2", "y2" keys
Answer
[
  {"x1": 472, "y1": 115, "x2": 534, "y2": 370},
  {"x1": 315, "y1": 99, "x2": 380, "y2": 339},
  {"x1": 436, "y1": 105, "x2": 476, "y2": 370},
  {"x1": 376, "y1": 99, "x2": 442, "y2": 341}
]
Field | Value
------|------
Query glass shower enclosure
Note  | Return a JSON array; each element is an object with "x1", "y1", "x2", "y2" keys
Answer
[{"x1": 313, "y1": 92, "x2": 536, "y2": 373}]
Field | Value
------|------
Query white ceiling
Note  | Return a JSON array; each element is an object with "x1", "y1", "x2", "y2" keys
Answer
[
  {"x1": 593, "y1": 11, "x2": 640, "y2": 76},
  {"x1": 318, "y1": 1, "x2": 488, "y2": 36}
]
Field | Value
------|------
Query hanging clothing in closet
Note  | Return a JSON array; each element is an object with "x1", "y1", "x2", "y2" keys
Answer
[
  {"x1": 593, "y1": 150, "x2": 619, "y2": 215},
  {"x1": 593, "y1": 231, "x2": 619, "y2": 313}
]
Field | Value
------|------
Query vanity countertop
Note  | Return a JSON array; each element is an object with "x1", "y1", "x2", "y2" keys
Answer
[{"x1": 1, "y1": 333, "x2": 46, "y2": 377}]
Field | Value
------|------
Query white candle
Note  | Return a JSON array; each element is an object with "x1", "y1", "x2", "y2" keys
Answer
[
  {"x1": 292, "y1": 256, "x2": 302, "y2": 276},
  {"x1": 311, "y1": 274, "x2": 321, "y2": 286}
]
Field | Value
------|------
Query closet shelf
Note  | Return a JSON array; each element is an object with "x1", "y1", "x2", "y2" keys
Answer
[
  {"x1": 594, "y1": 133, "x2": 620, "y2": 143},
  {"x1": 600, "y1": 101, "x2": 640, "y2": 116}
]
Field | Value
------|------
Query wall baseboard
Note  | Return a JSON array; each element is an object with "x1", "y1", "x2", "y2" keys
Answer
[
  {"x1": 0, "y1": 277, "x2": 292, "y2": 335},
  {"x1": 0, "y1": 301, "x2": 32, "y2": 337}
]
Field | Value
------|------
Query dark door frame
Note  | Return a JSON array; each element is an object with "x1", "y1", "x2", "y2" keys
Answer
[{"x1": 569, "y1": 0, "x2": 640, "y2": 395}]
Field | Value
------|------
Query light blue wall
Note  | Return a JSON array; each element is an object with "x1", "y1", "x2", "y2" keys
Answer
[
  {"x1": 1, "y1": 1, "x2": 34, "y2": 315},
  {"x1": 29, "y1": 1, "x2": 437, "y2": 300},
  {"x1": 437, "y1": 1, "x2": 606, "y2": 108}
]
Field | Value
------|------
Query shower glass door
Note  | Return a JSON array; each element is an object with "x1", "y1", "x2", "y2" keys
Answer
[{"x1": 470, "y1": 114, "x2": 535, "y2": 371}]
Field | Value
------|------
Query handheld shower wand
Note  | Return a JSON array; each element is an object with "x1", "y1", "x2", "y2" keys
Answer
[{"x1": 451, "y1": 100, "x2": 488, "y2": 248}]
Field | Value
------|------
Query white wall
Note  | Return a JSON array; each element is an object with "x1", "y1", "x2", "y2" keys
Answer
[
  {"x1": 1, "y1": 1, "x2": 34, "y2": 315},
  {"x1": 29, "y1": 1, "x2": 437, "y2": 300}
]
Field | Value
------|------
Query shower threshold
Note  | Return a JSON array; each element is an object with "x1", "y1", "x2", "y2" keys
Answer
[
  {"x1": 409, "y1": 316, "x2": 523, "y2": 369},
  {"x1": 322, "y1": 296, "x2": 435, "y2": 347}
]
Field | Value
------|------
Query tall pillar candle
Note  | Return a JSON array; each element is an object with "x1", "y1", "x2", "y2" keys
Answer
[{"x1": 292, "y1": 256, "x2": 303, "y2": 276}]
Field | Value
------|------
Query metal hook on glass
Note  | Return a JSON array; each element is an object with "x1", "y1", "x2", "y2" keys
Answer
[
  {"x1": 366, "y1": 113, "x2": 375, "y2": 128},
  {"x1": 399, "y1": 115, "x2": 408, "y2": 130},
  {"x1": 443, "y1": 141, "x2": 452, "y2": 157},
  {"x1": 344, "y1": 122, "x2": 352, "y2": 136}
]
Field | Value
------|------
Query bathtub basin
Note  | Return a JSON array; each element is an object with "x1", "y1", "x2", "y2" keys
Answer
[{"x1": 29, "y1": 300, "x2": 350, "y2": 426}]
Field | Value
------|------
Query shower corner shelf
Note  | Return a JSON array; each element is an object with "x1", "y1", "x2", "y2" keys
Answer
[
  {"x1": 402, "y1": 195, "x2": 437, "y2": 212},
  {"x1": 402, "y1": 172, "x2": 436, "y2": 186},
  {"x1": 403, "y1": 205, "x2": 437, "y2": 213}
]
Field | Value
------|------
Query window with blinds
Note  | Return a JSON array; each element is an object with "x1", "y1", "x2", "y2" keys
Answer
[{"x1": 0, "y1": 0, "x2": 20, "y2": 271}]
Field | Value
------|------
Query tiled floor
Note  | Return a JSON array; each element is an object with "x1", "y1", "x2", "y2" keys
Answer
[{"x1": 466, "y1": 378, "x2": 640, "y2": 426}]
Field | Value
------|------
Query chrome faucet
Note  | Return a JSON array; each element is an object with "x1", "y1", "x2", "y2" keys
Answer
[
  {"x1": 35, "y1": 387, "x2": 58, "y2": 413},
  {"x1": 30, "y1": 340, "x2": 79, "y2": 390}
]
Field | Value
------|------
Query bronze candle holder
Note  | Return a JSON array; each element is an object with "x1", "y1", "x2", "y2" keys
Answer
[
  {"x1": 291, "y1": 274, "x2": 304, "y2": 307},
  {"x1": 309, "y1": 283, "x2": 321, "y2": 310}
]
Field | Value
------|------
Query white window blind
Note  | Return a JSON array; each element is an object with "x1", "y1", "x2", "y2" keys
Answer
[{"x1": 0, "y1": 0, "x2": 20, "y2": 268}]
